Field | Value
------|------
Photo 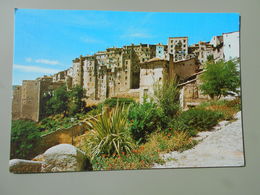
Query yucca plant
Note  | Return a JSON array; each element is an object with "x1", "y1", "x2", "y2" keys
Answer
[{"x1": 86, "y1": 104, "x2": 134, "y2": 159}]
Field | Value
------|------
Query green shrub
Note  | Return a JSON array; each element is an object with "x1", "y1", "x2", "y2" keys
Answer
[
  {"x1": 153, "y1": 81, "x2": 180, "y2": 118},
  {"x1": 103, "y1": 97, "x2": 135, "y2": 108},
  {"x1": 86, "y1": 104, "x2": 103, "y2": 117},
  {"x1": 175, "y1": 109, "x2": 223, "y2": 132},
  {"x1": 128, "y1": 102, "x2": 165, "y2": 143},
  {"x1": 197, "y1": 99, "x2": 240, "y2": 121},
  {"x1": 169, "y1": 119, "x2": 198, "y2": 137},
  {"x1": 86, "y1": 104, "x2": 134, "y2": 158},
  {"x1": 11, "y1": 120, "x2": 41, "y2": 159}
]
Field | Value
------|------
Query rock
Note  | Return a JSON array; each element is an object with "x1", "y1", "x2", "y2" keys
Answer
[
  {"x1": 32, "y1": 154, "x2": 45, "y2": 162},
  {"x1": 9, "y1": 159, "x2": 44, "y2": 173},
  {"x1": 41, "y1": 144, "x2": 92, "y2": 172}
]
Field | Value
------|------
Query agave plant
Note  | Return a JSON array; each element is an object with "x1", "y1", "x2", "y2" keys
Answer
[{"x1": 86, "y1": 104, "x2": 134, "y2": 159}]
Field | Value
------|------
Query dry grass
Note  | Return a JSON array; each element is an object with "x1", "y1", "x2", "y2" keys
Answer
[
  {"x1": 206, "y1": 105, "x2": 237, "y2": 120},
  {"x1": 80, "y1": 131, "x2": 197, "y2": 171}
]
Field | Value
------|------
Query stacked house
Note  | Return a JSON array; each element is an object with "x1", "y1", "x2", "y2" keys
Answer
[{"x1": 12, "y1": 32, "x2": 240, "y2": 121}]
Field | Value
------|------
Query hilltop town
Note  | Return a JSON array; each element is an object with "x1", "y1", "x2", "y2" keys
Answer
[{"x1": 12, "y1": 31, "x2": 239, "y2": 122}]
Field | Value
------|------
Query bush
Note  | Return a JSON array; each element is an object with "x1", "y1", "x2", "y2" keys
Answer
[
  {"x1": 153, "y1": 81, "x2": 180, "y2": 118},
  {"x1": 11, "y1": 120, "x2": 41, "y2": 159},
  {"x1": 197, "y1": 99, "x2": 241, "y2": 121},
  {"x1": 86, "y1": 104, "x2": 104, "y2": 117},
  {"x1": 103, "y1": 97, "x2": 135, "y2": 108},
  {"x1": 169, "y1": 119, "x2": 198, "y2": 137},
  {"x1": 128, "y1": 102, "x2": 165, "y2": 143},
  {"x1": 86, "y1": 104, "x2": 134, "y2": 158},
  {"x1": 88, "y1": 131, "x2": 196, "y2": 171},
  {"x1": 174, "y1": 109, "x2": 223, "y2": 132}
]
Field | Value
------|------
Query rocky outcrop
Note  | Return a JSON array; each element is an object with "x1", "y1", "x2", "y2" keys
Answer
[
  {"x1": 10, "y1": 144, "x2": 92, "y2": 173},
  {"x1": 9, "y1": 159, "x2": 44, "y2": 173},
  {"x1": 41, "y1": 144, "x2": 92, "y2": 172}
]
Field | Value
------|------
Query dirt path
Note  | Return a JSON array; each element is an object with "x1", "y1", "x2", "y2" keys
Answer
[{"x1": 153, "y1": 112, "x2": 245, "y2": 168}]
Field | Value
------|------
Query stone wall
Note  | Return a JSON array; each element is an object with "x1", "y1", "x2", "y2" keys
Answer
[
  {"x1": 173, "y1": 58, "x2": 199, "y2": 81},
  {"x1": 20, "y1": 80, "x2": 40, "y2": 121},
  {"x1": 180, "y1": 77, "x2": 209, "y2": 110},
  {"x1": 12, "y1": 86, "x2": 22, "y2": 120},
  {"x1": 37, "y1": 122, "x2": 88, "y2": 155}
]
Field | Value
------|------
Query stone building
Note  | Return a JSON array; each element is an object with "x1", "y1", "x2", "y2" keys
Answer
[
  {"x1": 168, "y1": 37, "x2": 188, "y2": 61},
  {"x1": 79, "y1": 43, "x2": 157, "y2": 100},
  {"x1": 12, "y1": 77, "x2": 64, "y2": 122},
  {"x1": 12, "y1": 32, "x2": 236, "y2": 121},
  {"x1": 189, "y1": 41, "x2": 214, "y2": 64},
  {"x1": 72, "y1": 56, "x2": 85, "y2": 87},
  {"x1": 156, "y1": 43, "x2": 167, "y2": 59},
  {"x1": 52, "y1": 70, "x2": 67, "y2": 83},
  {"x1": 210, "y1": 35, "x2": 223, "y2": 47},
  {"x1": 12, "y1": 85, "x2": 22, "y2": 120},
  {"x1": 178, "y1": 71, "x2": 209, "y2": 110},
  {"x1": 139, "y1": 54, "x2": 200, "y2": 103}
]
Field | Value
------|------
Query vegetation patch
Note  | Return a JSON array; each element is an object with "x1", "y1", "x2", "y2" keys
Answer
[
  {"x1": 128, "y1": 102, "x2": 165, "y2": 143},
  {"x1": 103, "y1": 97, "x2": 135, "y2": 108},
  {"x1": 11, "y1": 120, "x2": 41, "y2": 159},
  {"x1": 79, "y1": 131, "x2": 196, "y2": 171}
]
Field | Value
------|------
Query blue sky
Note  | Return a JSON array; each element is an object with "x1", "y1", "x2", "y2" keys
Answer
[{"x1": 13, "y1": 9, "x2": 239, "y2": 85}]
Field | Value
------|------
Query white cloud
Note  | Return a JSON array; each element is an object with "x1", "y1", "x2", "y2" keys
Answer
[
  {"x1": 25, "y1": 57, "x2": 60, "y2": 65},
  {"x1": 35, "y1": 59, "x2": 60, "y2": 65},
  {"x1": 14, "y1": 64, "x2": 60, "y2": 74},
  {"x1": 126, "y1": 32, "x2": 152, "y2": 38},
  {"x1": 80, "y1": 36, "x2": 103, "y2": 44}
]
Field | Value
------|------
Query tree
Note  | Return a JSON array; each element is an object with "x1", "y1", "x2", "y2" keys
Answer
[
  {"x1": 200, "y1": 60, "x2": 240, "y2": 99},
  {"x1": 68, "y1": 85, "x2": 86, "y2": 115},
  {"x1": 40, "y1": 91, "x2": 53, "y2": 118},
  {"x1": 47, "y1": 85, "x2": 69, "y2": 116},
  {"x1": 11, "y1": 120, "x2": 41, "y2": 159}
]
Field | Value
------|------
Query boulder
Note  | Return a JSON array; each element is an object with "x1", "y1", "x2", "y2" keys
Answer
[
  {"x1": 41, "y1": 144, "x2": 92, "y2": 172},
  {"x1": 9, "y1": 159, "x2": 44, "y2": 173}
]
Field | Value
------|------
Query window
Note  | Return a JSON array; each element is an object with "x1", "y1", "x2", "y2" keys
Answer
[
  {"x1": 229, "y1": 44, "x2": 231, "y2": 48},
  {"x1": 158, "y1": 51, "x2": 161, "y2": 53},
  {"x1": 171, "y1": 40, "x2": 173, "y2": 43}
]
